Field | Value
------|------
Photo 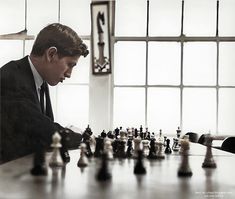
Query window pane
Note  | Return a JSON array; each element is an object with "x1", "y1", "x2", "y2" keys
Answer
[
  {"x1": 27, "y1": 0, "x2": 58, "y2": 35},
  {"x1": 147, "y1": 88, "x2": 180, "y2": 134},
  {"x1": 0, "y1": 0, "x2": 25, "y2": 34},
  {"x1": 219, "y1": 0, "x2": 235, "y2": 36},
  {"x1": 63, "y1": 41, "x2": 90, "y2": 84},
  {"x1": 183, "y1": 42, "x2": 216, "y2": 85},
  {"x1": 218, "y1": 88, "x2": 235, "y2": 134},
  {"x1": 183, "y1": 88, "x2": 216, "y2": 133},
  {"x1": 149, "y1": 0, "x2": 182, "y2": 36},
  {"x1": 113, "y1": 88, "x2": 145, "y2": 128},
  {"x1": 114, "y1": 42, "x2": 146, "y2": 85},
  {"x1": 0, "y1": 40, "x2": 23, "y2": 67},
  {"x1": 56, "y1": 85, "x2": 89, "y2": 129},
  {"x1": 219, "y1": 42, "x2": 235, "y2": 86},
  {"x1": 184, "y1": 0, "x2": 217, "y2": 36},
  {"x1": 115, "y1": 0, "x2": 147, "y2": 36},
  {"x1": 25, "y1": 40, "x2": 34, "y2": 56},
  {"x1": 148, "y1": 42, "x2": 181, "y2": 85},
  {"x1": 60, "y1": 0, "x2": 91, "y2": 35}
]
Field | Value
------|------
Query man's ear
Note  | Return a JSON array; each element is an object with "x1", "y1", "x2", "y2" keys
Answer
[{"x1": 46, "y1": 47, "x2": 57, "y2": 62}]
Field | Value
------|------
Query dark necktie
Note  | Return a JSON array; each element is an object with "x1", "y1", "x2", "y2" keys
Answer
[
  {"x1": 40, "y1": 82, "x2": 46, "y2": 114},
  {"x1": 40, "y1": 82, "x2": 54, "y2": 121}
]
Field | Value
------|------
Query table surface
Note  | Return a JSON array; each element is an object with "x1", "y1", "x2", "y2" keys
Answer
[{"x1": 0, "y1": 142, "x2": 235, "y2": 199}]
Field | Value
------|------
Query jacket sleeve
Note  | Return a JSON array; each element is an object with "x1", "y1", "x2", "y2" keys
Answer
[{"x1": 0, "y1": 96, "x2": 82, "y2": 162}]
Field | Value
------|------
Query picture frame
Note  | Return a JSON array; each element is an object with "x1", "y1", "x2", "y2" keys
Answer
[{"x1": 91, "y1": 1, "x2": 111, "y2": 75}]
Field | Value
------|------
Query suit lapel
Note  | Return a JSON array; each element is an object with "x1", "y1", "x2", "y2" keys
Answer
[
  {"x1": 16, "y1": 56, "x2": 54, "y2": 121},
  {"x1": 44, "y1": 83, "x2": 54, "y2": 121}
]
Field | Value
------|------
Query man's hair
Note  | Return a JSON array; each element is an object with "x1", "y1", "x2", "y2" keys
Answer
[{"x1": 31, "y1": 23, "x2": 89, "y2": 57}]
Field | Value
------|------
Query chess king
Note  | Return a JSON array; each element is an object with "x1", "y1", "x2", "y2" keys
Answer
[{"x1": 0, "y1": 23, "x2": 89, "y2": 162}]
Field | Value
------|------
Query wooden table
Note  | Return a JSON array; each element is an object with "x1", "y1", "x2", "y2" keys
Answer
[{"x1": 0, "y1": 143, "x2": 235, "y2": 199}]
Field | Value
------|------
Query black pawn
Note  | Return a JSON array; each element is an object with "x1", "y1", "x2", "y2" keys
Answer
[
  {"x1": 134, "y1": 150, "x2": 146, "y2": 175},
  {"x1": 114, "y1": 127, "x2": 120, "y2": 139},
  {"x1": 164, "y1": 139, "x2": 172, "y2": 154},
  {"x1": 115, "y1": 140, "x2": 126, "y2": 159},
  {"x1": 94, "y1": 137, "x2": 104, "y2": 157},
  {"x1": 126, "y1": 139, "x2": 134, "y2": 158},
  {"x1": 30, "y1": 150, "x2": 48, "y2": 176},
  {"x1": 148, "y1": 139, "x2": 157, "y2": 159},
  {"x1": 100, "y1": 130, "x2": 107, "y2": 138},
  {"x1": 96, "y1": 153, "x2": 112, "y2": 181},
  {"x1": 85, "y1": 140, "x2": 93, "y2": 158}
]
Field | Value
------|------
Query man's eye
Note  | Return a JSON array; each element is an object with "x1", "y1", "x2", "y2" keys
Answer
[{"x1": 68, "y1": 64, "x2": 75, "y2": 68}]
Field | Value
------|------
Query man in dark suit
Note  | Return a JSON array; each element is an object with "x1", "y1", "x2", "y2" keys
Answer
[{"x1": 0, "y1": 23, "x2": 89, "y2": 163}]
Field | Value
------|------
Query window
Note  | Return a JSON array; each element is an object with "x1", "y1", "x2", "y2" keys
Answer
[
  {"x1": 113, "y1": 0, "x2": 235, "y2": 135},
  {"x1": 0, "y1": 0, "x2": 91, "y2": 129}
]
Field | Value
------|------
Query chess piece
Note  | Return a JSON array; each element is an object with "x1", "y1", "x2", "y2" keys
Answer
[
  {"x1": 104, "y1": 140, "x2": 114, "y2": 160},
  {"x1": 115, "y1": 140, "x2": 126, "y2": 159},
  {"x1": 114, "y1": 127, "x2": 120, "y2": 139},
  {"x1": 134, "y1": 150, "x2": 146, "y2": 175},
  {"x1": 163, "y1": 136, "x2": 167, "y2": 147},
  {"x1": 127, "y1": 128, "x2": 133, "y2": 139},
  {"x1": 139, "y1": 125, "x2": 144, "y2": 139},
  {"x1": 156, "y1": 141, "x2": 165, "y2": 159},
  {"x1": 30, "y1": 149, "x2": 48, "y2": 176},
  {"x1": 172, "y1": 138, "x2": 180, "y2": 152},
  {"x1": 49, "y1": 132, "x2": 64, "y2": 168},
  {"x1": 94, "y1": 137, "x2": 104, "y2": 157},
  {"x1": 59, "y1": 129, "x2": 70, "y2": 163},
  {"x1": 202, "y1": 135, "x2": 216, "y2": 168},
  {"x1": 164, "y1": 139, "x2": 172, "y2": 154},
  {"x1": 133, "y1": 136, "x2": 142, "y2": 158},
  {"x1": 143, "y1": 127, "x2": 147, "y2": 139},
  {"x1": 150, "y1": 132, "x2": 155, "y2": 140},
  {"x1": 85, "y1": 138, "x2": 93, "y2": 158},
  {"x1": 134, "y1": 128, "x2": 138, "y2": 138},
  {"x1": 178, "y1": 138, "x2": 193, "y2": 177},
  {"x1": 126, "y1": 138, "x2": 134, "y2": 158},
  {"x1": 176, "y1": 126, "x2": 181, "y2": 138},
  {"x1": 100, "y1": 130, "x2": 107, "y2": 138},
  {"x1": 77, "y1": 143, "x2": 88, "y2": 167},
  {"x1": 96, "y1": 152, "x2": 112, "y2": 181},
  {"x1": 107, "y1": 130, "x2": 115, "y2": 139},
  {"x1": 145, "y1": 127, "x2": 150, "y2": 140},
  {"x1": 142, "y1": 139, "x2": 149, "y2": 157},
  {"x1": 157, "y1": 129, "x2": 164, "y2": 143},
  {"x1": 179, "y1": 135, "x2": 190, "y2": 154},
  {"x1": 120, "y1": 129, "x2": 127, "y2": 141},
  {"x1": 83, "y1": 124, "x2": 93, "y2": 142},
  {"x1": 148, "y1": 139, "x2": 157, "y2": 159}
]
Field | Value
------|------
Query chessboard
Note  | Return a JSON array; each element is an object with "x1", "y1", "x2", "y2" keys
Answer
[{"x1": 0, "y1": 126, "x2": 235, "y2": 199}]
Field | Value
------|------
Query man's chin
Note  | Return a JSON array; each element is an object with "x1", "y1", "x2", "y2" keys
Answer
[{"x1": 48, "y1": 81, "x2": 59, "y2": 86}]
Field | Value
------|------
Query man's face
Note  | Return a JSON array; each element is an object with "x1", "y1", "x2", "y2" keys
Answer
[{"x1": 45, "y1": 54, "x2": 80, "y2": 86}]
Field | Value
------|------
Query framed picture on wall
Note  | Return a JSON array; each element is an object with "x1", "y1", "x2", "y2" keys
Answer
[{"x1": 91, "y1": 1, "x2": 111, "y2": 75}]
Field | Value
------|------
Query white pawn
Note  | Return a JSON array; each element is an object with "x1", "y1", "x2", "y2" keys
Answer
[
  {"x1": 77, "y1": 143, "x2": 88, "y2": 167},
  {"x1": 120, "y1": 129, "x2": 127, "y2": 141},
  {"x1": 49, "y1": 132, "x2": 64, "y2": 168},
  {"x1": 202, "y1": 134, "x2": 216, "y2": 168},
  {"x1": 133, "y1": 136, "x2": 142, "y2": 158},
  {"x1": 142, "y1": 140, "x2": 149, "y2": 157},
  {"x1": 156, "y1": 141, "x2": 165, "y2": 159},
  {"x1": 178, "y1": 138, "x2": 192, "y2": 177},
  {"x1": 179, "y1": 135, "x2": 190, "y2": 153},
  {"x1": 157, "y1": 129, "x2": 164, "y2": 143},
  {"x1": 104, "y1": 140, "x2": 113, "y2": 160}
]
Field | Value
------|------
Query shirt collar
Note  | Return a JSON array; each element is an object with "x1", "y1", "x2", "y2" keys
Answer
[{"x1": 28, "y1": 55, "x2": 44, "y2": 90}]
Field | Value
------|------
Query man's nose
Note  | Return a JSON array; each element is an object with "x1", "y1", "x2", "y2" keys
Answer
[{"x1": 65, "y1": 68, "x2": 73, "y2": 78}]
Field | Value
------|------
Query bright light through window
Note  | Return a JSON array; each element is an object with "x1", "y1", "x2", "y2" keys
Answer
[{"x1": 113, "y1": 88, "x2": 145, "y2": 128}]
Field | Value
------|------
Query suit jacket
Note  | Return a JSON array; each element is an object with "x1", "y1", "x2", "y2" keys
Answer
[{"x1": 0, "y1": 56, "x2": 82, "y2": 162}]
